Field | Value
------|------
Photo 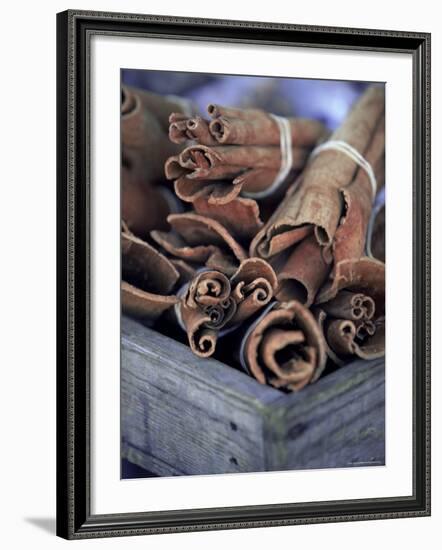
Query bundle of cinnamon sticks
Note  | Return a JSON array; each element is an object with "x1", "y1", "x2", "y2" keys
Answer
[{"x1": 121, "y1": 83, "x2": 386, "y2": 393}]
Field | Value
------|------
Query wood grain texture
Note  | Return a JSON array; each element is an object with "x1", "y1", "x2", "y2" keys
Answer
[
  {"x1": 121, "y1": 316, "x2": 385, "y2": 476},
  {"x1": 264, "y1": 358, "x2": 385, "y2": 470},
  {"x1": 122, "y1": 316, "x2": 279, "y2": 475}
]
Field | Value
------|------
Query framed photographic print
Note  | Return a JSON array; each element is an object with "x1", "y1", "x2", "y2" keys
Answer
[{"x1": 56, "y1": 10, "x2": 431, "y2": 539}]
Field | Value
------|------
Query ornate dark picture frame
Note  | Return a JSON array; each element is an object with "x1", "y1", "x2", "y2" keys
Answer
[{"x1": 56, "y1": 9, "x2": 431, "y2": 539}]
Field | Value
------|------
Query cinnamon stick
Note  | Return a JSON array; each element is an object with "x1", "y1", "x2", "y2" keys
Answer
[
  {"x1": 122, "y1": 282, "x2": 179, "y2": 322},
  {"x1": 151, "y1": 213, "x2": 247, "y2": 276},
  {"x1": 122, "y1": 85, "x2": 183, "y2": 185},
  {"x1": 121, "y1": 231, "x2": 179, "y2": 321},
  {"x1": 207, "y1": 104, "x2": 326, "y2": 147},
  {"x1": 240, "y1": 301, "x2": 327, "y2": 391},
  {"x1": 250, "y1": 86, "x2": 385, "y2": 258},
  {"x1": 169, "y1": 113, "x2": 218, "y2": 145},
  {"x1": 179, "y1": 271, "x2": 236, "y2": 357},
  {"x1": 173, "y1": 176, "x2": 242, "y2": 205},
  {"x1": 121, "y1": 85, "x2": 186, "y2": 237},
  {"x1": 275, "y1": 234, "x2": 333, "y2": 306},
  {"x1": 122, "y1": 170, "x2": 178, "y2": 238},
  {"x1": 315, "y1": 257, "x2": 385, "y2": 360},
  {"x1": 165, "y1": 144, "x2": 309, "y2": 199},
  {"x1": 229, "y1": 259, "x2": 278, "y2": 324},
  {"x1": 332, "y1": 116, "x2": 385, "y2": 266},
  {"x1": 193, "y1": 196, "x2": 263, "y2": 242}
]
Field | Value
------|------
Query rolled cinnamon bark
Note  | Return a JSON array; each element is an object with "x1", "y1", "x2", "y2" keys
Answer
[
  {"x1": 317, "y1": 257, "x2": 384, "y2": 311},
  {"x1": 276, "y1": 234, "x2": 333, "y2": 306},
  {"x1": 229, "y1": 258, "x2": 278, "y2": 325},
  {"x1": 240, "y1": 301, "x2": 327, "y2": 391},
  {"x1": 166, "y1": 143, "x2": 308, "y2": 205},
  {"x1": 165, "y1": 144, "x2": 308, "y2": 182},
  {"x1": 179, "y1": 271, "x2": 236, "y2": 357},
  {"x1": 193, "y1": 196, "x2": 263, "y2": 241},
  {"x1": 315, "y1": 257, "x2": 385, "y2": 360},
  {"x1": 313, "y1": 308, "x2": 345, "y2": 366},
  {"x1": 121, "y1": 85, "x2": 186, "y2": 237},
  {"x1": 332, "y1": 116, "x2": 385, "y2": 266},
  {"x1": 169, "y1": 259, "x2": 198, "y2": 285},
  {"x1": 207, "y1": 104, "x2": 326, "y2": 147},
  {"x1": 122, "y1": 168, "x2": 177, "y2": 238},
  {"x1": 151, "y1": 213, "x2": 247, "y2": 276},
  {"x1": 321, "y1": 290, "x2": 375, "y2": 321},
  {"x1": 169, "y1": 113, "x2": 218, "y2": 145},
  {"x1": 325, "y1": 316, "x2": 384, "y2": 360},
  {"x1": 123, "y1": 86, "x2": 191, "y2": 132},
  {"x1": 121, "y1": 231, "x2": 180, "y2": 322},
  {"x1": 174, "y1": 176, "x2": 243, "y2": 205},
  {"x1": 122, "y1": 85, "x2": 183, "y2": 184},
  {"x1": 250, "y1": 86, "x2": 385, "y2": 258},
  {"x1": 122, "y1": 282, "x2": 179, "y2": 322}
]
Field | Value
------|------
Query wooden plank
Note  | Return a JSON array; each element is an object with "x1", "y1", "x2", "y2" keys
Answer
[
  {"x1": 263, "y1": 358, "x2": 385, "y2": 470},
  {"x1": 121, "y1": 316, "x2": 385, "y2": 476},
  {"x1": 121, "y1": 316, "x2": 280, "y2": 476}
]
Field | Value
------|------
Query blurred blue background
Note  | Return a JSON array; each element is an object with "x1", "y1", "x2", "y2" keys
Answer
[{"x1": 122, "y1": 69, "x2": 374, "y2": 131}]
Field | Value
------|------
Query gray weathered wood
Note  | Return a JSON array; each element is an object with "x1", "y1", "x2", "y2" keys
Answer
[
  {"x1": 263, "y1": 359, "x2": 385, "y2": 470},
  {"x1": 121, "y1": 316, "x2": 385, "y2": 476}
]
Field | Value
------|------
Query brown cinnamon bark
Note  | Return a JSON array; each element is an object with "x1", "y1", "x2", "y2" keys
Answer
[
  {"x1": 193, "y1": 196, "x2": 263, "y2": 241},
  {"x1": 241, "y1": 301, "x2": 327, "y2": 391},
  {"x1": 122, "y1": 168, "x2": 176, "y2": 238},
  {"x1": 123, "y1": 86, "x2": 190, "y2": 132},
  {"x1": 165, "y1": 144, "x2": 308, "y2": 184},
  {"x1": 325, "y1": 316, "x2": 384, "y2": 360},
  {"x1": 315, "y1": 257, "x2": 385, "y2": 360},
  {"x1": 121, "y1": 85, "x2": 186, "y2": 237},
  {"x1": 207, "y1": 104, "x2": 326, "y2": 147},
  {"x1": 321, "y1": 290, "x2": 375, "y2": 321},
  {"x1": 313, "y1": 308, "x2": 345, "y2": 366},
  {"x1": 250, "y1": 86, "x2": 385, "y2": 258},
  {"x1": 317, "y1": 257, "x2": 384, "y2": 311},
  {"x1": 179, "y1": 271, "x2": 236, "y2": 357},
  {"x1": 169, "y1": 259, "x2": 198, "y2": 285},
  {"x1": 151, "y1": 213, "x2": 247, "y2": 276},
  {"x1": 332, "y1": 116, "x2": 385, "y2": 266},
  {"x1": 169, "y1": 113, "x2": 218, "y2": 145},
  {"x1": 122, "y1": 282, "x2": 179, "y2": 322},
  {"x1": 173, "y1": 176, "x2": 243, "y2": 205},
  {"x1": 122, "y1": 231, "x2": 179, "y2": 294},
  {"x1": 121, "y1": 231, "x2": 180, "y2": 321},
  {"x1": 166, "y1": 143, "x2": 307, "y2": 205},
  {"x1": 122, "y1": 85, "x2": 183, "y2": 184},
  {"x1": 229, "y1": 259, "x2": 278, "y2": 325},
  {"x1": 276, "y1": 234, "x2": 333, "y2": 306}
]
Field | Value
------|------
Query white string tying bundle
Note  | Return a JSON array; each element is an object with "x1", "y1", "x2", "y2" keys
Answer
[
  {"x1": 311, "y1": 139, "x2": 380, "y2": 258},
  {"x1": 311, "y1": 139, "x2": 378, "y2": 201},
  {"x1": 243, "y1": 114, "x2": 293, "y2": 199}
]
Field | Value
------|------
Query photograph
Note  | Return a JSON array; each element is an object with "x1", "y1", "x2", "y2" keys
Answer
[
  {"x1": 55, "y1": 9, "x2": 430, "y2": 539},
  {"x1": 120, "y1": 70, "x2": 386, "y2": 479}
]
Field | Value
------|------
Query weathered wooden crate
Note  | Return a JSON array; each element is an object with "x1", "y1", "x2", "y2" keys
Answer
[{"x1": 121, "y1": 315, "x2": 385, "y2": 476}]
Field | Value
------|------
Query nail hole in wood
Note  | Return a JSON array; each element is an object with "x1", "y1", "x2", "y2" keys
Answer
[{"x1": 230, "y1": 422, "x2": 238, "y2": 431}]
